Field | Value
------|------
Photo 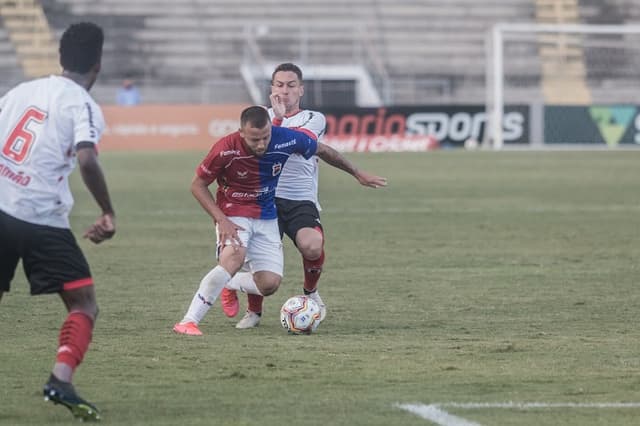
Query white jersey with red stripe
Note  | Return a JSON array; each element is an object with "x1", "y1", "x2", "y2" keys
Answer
[
  {"x1": 0, "y1": 75, "x2": 104, "y2": 228},
  {"x1": 268, "y1": 108, "x2": 326, "y2": 209}
]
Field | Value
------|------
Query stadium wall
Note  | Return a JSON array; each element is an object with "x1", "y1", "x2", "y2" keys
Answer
[{"x1": 100, "y1": 104, "x2": 640, "y2": 151}]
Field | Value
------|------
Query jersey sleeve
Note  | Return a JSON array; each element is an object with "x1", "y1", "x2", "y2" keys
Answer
[
  {"x1": 269, "y1": 109, "x2": 327, "y2": 141},
  {"x1": 70, "y1": 100, "x2": 104, "y2": 146},
  {"x1": 196, "y1": 135, "x2": 233, "y2": 184},
  {"x1": 289, "y1": 128, "x2": 318, "y2": 159},
  {"x1": 300, "y1": 111, "x2": 326, "y2": 140}
]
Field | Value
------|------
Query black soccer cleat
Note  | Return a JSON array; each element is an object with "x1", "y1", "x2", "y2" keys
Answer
[{"x1": 43, "y1": 374, "x2": 101, "y2": 422}]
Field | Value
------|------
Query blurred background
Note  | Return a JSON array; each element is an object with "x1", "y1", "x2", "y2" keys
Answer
[{"x1": 2, "y1": 0, "x2": 640, "y2": 149}]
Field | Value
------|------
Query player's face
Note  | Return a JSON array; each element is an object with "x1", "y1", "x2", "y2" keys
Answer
[
  {"x1": 271, "y1": 71, "x2": 304, "y2": 113},
  {"x1": 240, "y1": 122, "x2": 271, "y2": 157}
]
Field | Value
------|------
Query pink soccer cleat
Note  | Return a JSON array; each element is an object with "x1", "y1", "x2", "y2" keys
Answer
[
  {"x1": 172, "y1": 321, "x2": 203, "y2": 336},
  {"x1": 220, "y1": 288, "x2": 240, "y2": 317}
]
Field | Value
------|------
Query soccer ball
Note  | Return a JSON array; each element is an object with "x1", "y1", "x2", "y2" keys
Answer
[
  {"x1": 280, "y1": 295, "x2": 321, "y2": 334},
  {"x1": 464, "y1": 137, "x2": 479, "y2": 150}
]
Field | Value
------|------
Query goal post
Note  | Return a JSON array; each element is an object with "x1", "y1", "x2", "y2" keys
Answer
[{"x1": 486, "y1": 23, "x2": 640, "y2": 149}]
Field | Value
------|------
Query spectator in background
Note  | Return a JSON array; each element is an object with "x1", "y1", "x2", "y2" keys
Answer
[{"x1": 116, "y1": 78, "x2": 140, "y2": 106}]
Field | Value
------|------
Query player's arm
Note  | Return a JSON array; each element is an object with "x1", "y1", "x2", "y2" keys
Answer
[
  {"x1": 315, "y1": 142, "x2": 388, "y2": 189},
  {"x1": 77, "y1": 142, "x2": 116, "y2": 244},
  {"x1": 190, "y1": 175, "x2": 243, "y2": 247}
]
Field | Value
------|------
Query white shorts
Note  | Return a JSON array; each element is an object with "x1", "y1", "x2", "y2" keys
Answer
[{"x1": 216, "y1": 216, "x2": 284, "y2": 276}]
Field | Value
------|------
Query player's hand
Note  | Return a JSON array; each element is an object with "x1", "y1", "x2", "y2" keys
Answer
[
  {"x1": 269, "y1": 94, "x2": 286, "y2": 119},
  {"x1": 83, "y1": 213, "x2": 116, "y2": 244},
  {"x1": 217, "y1": 217, "x2": 245, "y2": 250},
  {"x1": 355, "y1": 170, "x2": 388, "y2": 189}
]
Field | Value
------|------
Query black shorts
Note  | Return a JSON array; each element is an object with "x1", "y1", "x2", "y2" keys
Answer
[
  {"x1": 0, "y1": 209, "x2": 93, "y2": 295},
  {"x1": 275, "y1": 198, "x2": 323, "y2": 244}
]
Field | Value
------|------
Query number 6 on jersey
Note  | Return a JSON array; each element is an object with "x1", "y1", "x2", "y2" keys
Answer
[{"x1": 2, "y1": 107, "x2": 47, "y2": 164}]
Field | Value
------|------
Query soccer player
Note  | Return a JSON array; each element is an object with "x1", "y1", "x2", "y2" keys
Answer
[
  {"x1": 173, "y1": 105, "x2": 384, "y2": 335},
  {"x1": 0, "y1": 22, "x2": 114, "y2": 421},
  {"x1": 220, "y1": 63, "x2": 387, "y2": 329}
]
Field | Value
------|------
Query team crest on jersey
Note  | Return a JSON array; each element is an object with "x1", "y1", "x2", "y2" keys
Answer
[
  {"x1": 236, "y1": 170, "x2": 248, "y2": 178},
  {"x1": 272, "y1": 162, "x2": 282, "y2": 176}
]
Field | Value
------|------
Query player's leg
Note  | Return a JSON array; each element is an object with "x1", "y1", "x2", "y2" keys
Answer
[
  {"x1": 45, "y1": 285, "x2": 101, "y2": 421},
  {"x1": 0, "y1": 252, "x2": 18, "y2": 304},
  {"x1": 294, "y1": 226, "x2": 326, "y2": 321},
  {"x1": 20, "y1": 221, "x2": 101, "y2": 421},
  {"x1": 222, "y1": 270, "x2": 264, "y2": 318},
  {"x1": 174, "y1": 217, "x2": 250, "y2": 335},
  {"x1": 0, "y1": 209, "x2": 20, "y2": 304},
  {"x1": 295, "y1": 226, "x2": 325, "y2": 291},
  {"x1": 235, "y1": 218, "x2": 283, "y2": 329},
  {"x1": 235, "y1": 198, "x2": 294, "y2": 321},
  {"x1": 174, "y1": 245, "x2": 246, "y2": 334},
  {"x1": 56, "y1": 285, "x2": 98, "y2": 383},
  {"x1": 253, "y1": 270, "x2": 282, "y2": 296},
  {"x1": 234, "y1": 270, "x2": 282, "y2": 329},
  {"x1": 278, "y1": 199, "x2": 327, "y2": 320}
]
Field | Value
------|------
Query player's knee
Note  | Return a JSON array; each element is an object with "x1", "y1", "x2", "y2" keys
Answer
[
  {"x1": 297, "y1": 239, "x2": 323, "y2": 260},
  {"x1": 295, "y1": 228, "x2": 323, "y2": 260},
  {"x1": 254, "y1": 273, "x2": 282, "y2": 296},
  {"x1": 261, "y1": 285, "x2": 279, "y2": 296},
  {"x1": 219, "y1": 248, "x2": 247, "y2": 274},
  {"x1": 62, "y1": 287, "x2": 99, "y2": 321},
  {"x1": 78, "y1": 302, "x2": 99, "y2": 322}
]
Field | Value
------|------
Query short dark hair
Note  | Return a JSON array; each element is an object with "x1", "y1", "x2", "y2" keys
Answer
[
  {"x1": 240, "y1": 106, "x2": 270, "y2": 128},
  {"x1": 271, "y1": 63, "x2": 303, "y2": 84},
  {"x1": 59, "y1": 22, "x2": 104, "y2": 74}
]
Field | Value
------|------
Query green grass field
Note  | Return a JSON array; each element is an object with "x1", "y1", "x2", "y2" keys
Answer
[{"x1": 2, "y1": 150, "x2": 639, "y2": 425}]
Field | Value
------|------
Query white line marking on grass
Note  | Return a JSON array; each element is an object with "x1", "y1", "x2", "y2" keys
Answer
[
  {"x1": 439, "y1": 402, "x2": 640, "y2": 409},
  {"x1": 396, "y1": 404, "x2": 481, "y2": 426},
  {"x1": 397, "y1": 402, "x2": 640, "y2": 425}
]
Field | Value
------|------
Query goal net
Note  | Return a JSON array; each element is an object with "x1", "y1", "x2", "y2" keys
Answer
[{"x1": 486, "y1": 23, "x2": 640, "y2": 149}]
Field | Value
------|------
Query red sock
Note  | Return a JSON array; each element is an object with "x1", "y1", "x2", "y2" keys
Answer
[
  {"x1": 247, "y1": 293, "x2": 263, "y2": 314},
  {"x1": 56, "y1": 311, "x2": 94, "y2": 371},
  {"x1": 303, "y1": 249, "x2": 325, "y2": 292}
]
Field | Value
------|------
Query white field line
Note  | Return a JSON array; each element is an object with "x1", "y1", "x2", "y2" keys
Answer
[
  {"x1": 396, "y1": 402, "x2": 640, "y2": 426},
  {"x1": 440, "y1": 402, "x2": 640, "y2": 409},
  {"x1": 325, "y1": 204, "x2": 640, "y2": 215},
  {"x1": 396, "y1": 404, "x2": 480, "y2": 426}
]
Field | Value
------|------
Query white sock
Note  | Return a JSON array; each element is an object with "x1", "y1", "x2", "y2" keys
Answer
[
  {"x1": 225, "y1": 271, "x2": 263, "y2": 295},
  {"x1": 181, "y1": 266, "x2": 231, "y2": 324}
]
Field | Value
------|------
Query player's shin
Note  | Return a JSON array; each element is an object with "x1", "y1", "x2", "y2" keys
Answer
[
  {"x1": 182, "y1": 266, "x2": 231, "y2": 324},
  {"x1": 247, "y1": 293, "x2": 264, "y2": 314},
  {"x1": 303, "y1": 249, "x2": 325, "y2": 293},
  {"x1": 53, "y1": 311, "x2": 94, "y2": 382}
]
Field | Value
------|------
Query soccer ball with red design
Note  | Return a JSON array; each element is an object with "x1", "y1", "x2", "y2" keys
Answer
[{"x1": 280, "y1": 295, "x2": 321, "y2": 334}]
